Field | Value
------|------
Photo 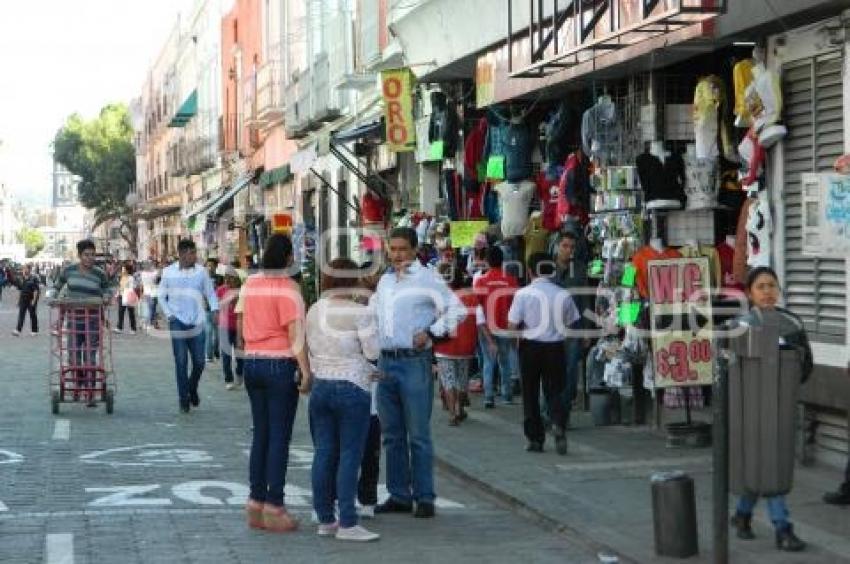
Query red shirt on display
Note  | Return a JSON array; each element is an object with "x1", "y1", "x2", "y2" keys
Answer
[
  {"x1": 473, "y1": 268, "x2": 519, "y2": 332},
  {"x1": 536, "y1": 172, "x2": 561, "y2": 231},
  {"x1": 361, "y1": 191, "x2": 386, "y2": 224},
  {"x1": 631, "y1": 245, "x2": 683, "y2": 299}
]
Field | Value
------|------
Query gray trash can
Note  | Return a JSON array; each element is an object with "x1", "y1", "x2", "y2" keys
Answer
[
  {"x1": 727, "y1": 310, "x2": 802, "y2": 496},
  {"x1": 651, "y1": 472, "x2": 699, "y2": 558}
]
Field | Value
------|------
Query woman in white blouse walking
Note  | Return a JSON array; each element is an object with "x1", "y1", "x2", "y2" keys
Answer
[{"x1": 306, "y1": 258, "x2": 381, "y2": 542}]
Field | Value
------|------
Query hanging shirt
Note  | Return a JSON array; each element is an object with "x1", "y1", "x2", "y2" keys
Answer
[
  {"x1": 581, "y1": 99, "x2": 621, "y2": 163},
  {"x1": 631, "y1": 245, "x2": 683, "y2": 299},
  {"x1": 636, "y1": 152, "x2": 686, "y2": 203},
  {"x1": 361, "y1": 191, "x2": 386, "y2": 224},
  {"x1": 523, "y1": 212, "x2": 550, "y2": 264},
  {"x1": 733, "y1": 59, "x2": 755, "y2": 126},
  {"x1": 738, "y1": 128, "x2": 765, "y2": 188},
  {"x1": 536, "y1": 173, "x2": 561, "y2": 231},
  {"x1": 464, "y1": 118, "x2": 488, "y2": 181},
  {"x1": 733, "y1": 197, "x2": 756, "y2": 285},
  {"x1": 557, "y1": 151, "x2": 591, "y2": 225},
  {"x1": 678, "y1": 244, "x2": 722, "y2": 291},
  {"x1": 715, "y1": 241, "x2": 744, "y2": 291},
  {"x1": 746, "y1": 190, "x2": 772, "y2": 268},
  {"x1": 747, "y1": 63, "x2": 783, "y2": 132},
  {"x1": 494, "y1": 180, "x2": 535, "y2": 238}
]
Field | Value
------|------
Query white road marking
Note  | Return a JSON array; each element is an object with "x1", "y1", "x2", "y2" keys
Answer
[
  {"x1": 79, "y1": 444, "x2": 220, "y2": 468},
  {"x1": 0, "y1": 449, "x2": 24, "y2": 465},
  {"x1": 85, "y1": 485, "x2": 171, "y2": 507},
  {"x1": 52, "y1": 420, "x2": 70, "y2": 441},
  {"x1": 171, "y1": 481, "x2": 249, "y2": 506},
  {"x1": 45, "y1": 533, "x2": 74, "y2": 564},
  {"x1": 0, "y1": 500, "x2": 7, "y2": 512},
  {"x1": 555, "y1": 455, "x2": 711, "y2": 473}
]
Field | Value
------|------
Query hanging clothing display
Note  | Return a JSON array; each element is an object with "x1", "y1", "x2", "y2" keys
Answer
[
  {"x1": 683, "y1": 154, "x2": 719, "y2": 210},
  {"x1": 441, "y1": 170, "x2": 462, "y2": 220},
  {"x1": 428, "y1": 91, "x2": 460, "y2": 157},
  {"x1": 745, "y1": 190, "x2": 772, "y2": 268},
  {"x1": 523, "y1": 212, "x2": 550, "y2": 263},
  {"x1": 631, "y1": 245, "x2": 683, "y2": 299},
  {"x1": 581, "y1": 96, "x2": 621, "y2": 164},
  {"x1": 678, "y1": 243, "x2": 722, "y2": 290},
  {"x1": 557, "y1": 150, "x2": 592, "y2": 225},
  {"x1": 483, "y1": 109, "x2": 534, "y2": 183},
  {"x1": 746, "y1": 61, "x2": 783, "y2": 134},
  {"x1": 361, "y1": 191, "x2": 386, "y2": 224},
  {"x1": 715, "y1": 240, "x2": 744, "y2": 291},
  {"x1": 635, "y1": 151, "x2": 686, "y2": 204},
  {"x1": 464, "y1": 117, "x2": 488, "y2": 182},
  {"x1": 483, "y1": 185, "x2": 500, "y2": 224},
  {"x1": 732, "y1": 197, "x2": 756, "y2": 285},
  {"x1": 544, "y1": 101, "x2": 576, "y2": 180},
  {"x1": 693, "y1": 75, "x2": 735, "y2": 161},
  {"x1": 738, "y1": 128, "x2": 766, "y2": 189},
  {"x1": 733, "y1": 58, "x2": 755, "y2": 127},
  {"x1": 536, "y1": 173, "x2": 562, "y2": 231},
  {"x1": 494, "y1": 181, "x2": 535, "y2": 238}
]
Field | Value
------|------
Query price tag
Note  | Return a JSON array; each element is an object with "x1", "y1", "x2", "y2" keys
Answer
[
  {"x1": 621, "y1": 264, "x2": 637, "y2": 287},
  {"x1": 429, "y1": 140, "x2": 444, "y2": 160},
  {"x1": 486, "y1": 156, "x2": 505, "y2": 180}
]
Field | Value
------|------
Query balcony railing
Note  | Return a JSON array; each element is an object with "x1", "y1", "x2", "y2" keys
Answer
[
  {"x1": 256, "y1": 59, "x2": 285, "y2": 128},
  {"x1": 311, "y1": 53, "x2": 341, "y2": 124},
  {"x1": 284, "y1": 71, "x2": 309, "y2": 138}
]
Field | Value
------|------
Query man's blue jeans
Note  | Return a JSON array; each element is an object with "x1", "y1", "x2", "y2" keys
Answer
[
  {"x1": 736, "y1": 494, "x2": 790, "y2": 531},
  {"x1": 204, "y1": 311, "x2": 218, "y2": 360},
  {"x1": 481, "y1": 334, "x2": 517, "y2": 403},
  {"x1": 309, "y1": 379, "x2": 371, "y2": 527},
  {"x1": 377, "y1": 349, "x2": 435, "y2": 504},
  {"x1": 244, "y1": 357, "x2": 299, "y2": 506},
  {"x1": 169, "y1": 319, "x2": 206, "y2": 405}
]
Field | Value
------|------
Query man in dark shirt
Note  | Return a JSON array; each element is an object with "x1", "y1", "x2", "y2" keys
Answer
[{"x1": 12, "y1": 265, "x2": 40, "y2": 336}]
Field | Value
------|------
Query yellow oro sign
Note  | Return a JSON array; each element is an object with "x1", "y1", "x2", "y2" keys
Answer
[
  {"x1": 449, "y1": 220, "x2": 489, "y2": 248},
  {"x1": 380, "y1": 68, "x2": 416, "y2": 152},
  {"x1": 647, "y1": 257, "x2": 714, "y2": 388},
  {"x1": 475, "y1": 53, "x2": 496, "y2": 109}
]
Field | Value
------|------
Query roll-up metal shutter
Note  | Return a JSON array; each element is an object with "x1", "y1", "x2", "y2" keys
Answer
[{"x1": 781, "y1": 50, "x2": 846, "y2": 344}]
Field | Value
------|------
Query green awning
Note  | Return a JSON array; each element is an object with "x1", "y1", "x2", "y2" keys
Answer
[
  {"x1": 259, "y1": 164, "x2": 293, "y2": 188},
  {"x1": 168, "y1": 90, "x2": 198, "y2": 127}
]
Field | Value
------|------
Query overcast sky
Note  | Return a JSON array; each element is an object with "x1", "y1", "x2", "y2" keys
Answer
[{"x1": 0, "y1": 0, "x2": 194, "y2": 208}]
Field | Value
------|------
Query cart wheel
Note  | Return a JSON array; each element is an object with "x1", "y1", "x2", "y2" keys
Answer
[
  {"x1": 51, "y1": 391, "x2": 60, "y2": 415},
  {"x1": 105, "y1": 391, "x2": 114, "y2": 415}
]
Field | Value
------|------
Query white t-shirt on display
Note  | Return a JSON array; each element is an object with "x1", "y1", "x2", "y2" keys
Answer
[{"x1": 495, "y1": 181, "x2": 535, "y2": 238}]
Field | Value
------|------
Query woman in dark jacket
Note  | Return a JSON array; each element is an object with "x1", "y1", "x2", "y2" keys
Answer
[{"x1": 728, "y1": 266, "x2": 811, "y2": 552}]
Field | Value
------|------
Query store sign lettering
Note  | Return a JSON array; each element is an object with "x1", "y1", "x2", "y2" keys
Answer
[{"x1": 381, "y1": 68, "x2": 416, "y2": 152}]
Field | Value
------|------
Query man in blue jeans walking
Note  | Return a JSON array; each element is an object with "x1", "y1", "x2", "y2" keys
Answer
[
  {"x1": 158, "y1": 239, "x2": 219, "y2": 413},
  {"x1": 371, "y1": 227, "x2": 466, "y2": 518}
]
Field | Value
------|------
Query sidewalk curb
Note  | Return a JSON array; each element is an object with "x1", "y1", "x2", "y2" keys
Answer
[{"x1": 434, "y1": 450, "x2": 640, "y2": 564}]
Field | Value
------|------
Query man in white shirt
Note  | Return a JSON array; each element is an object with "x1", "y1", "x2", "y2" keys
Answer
[
  {"x1": 508, "y1": 252, "x2": 579, "y2": 455},
  {"x1": 371, "y1": 227, "x2": 466, "y2": 518},
  {"x1": 158, "y1": 239, "x2": 219, "y2": 413}
]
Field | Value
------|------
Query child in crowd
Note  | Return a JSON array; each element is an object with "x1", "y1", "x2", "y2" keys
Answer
[{"x1": 216, "y1": 267, "x2": 243, "y2": 390}]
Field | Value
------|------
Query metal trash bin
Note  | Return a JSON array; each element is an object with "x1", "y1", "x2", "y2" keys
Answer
[
  {"x1": 651, "y1": 471, "x2": 699, "y2": 558},
  {"x1": 727, "y1": 310, "x2": 802, "y2": 496}
]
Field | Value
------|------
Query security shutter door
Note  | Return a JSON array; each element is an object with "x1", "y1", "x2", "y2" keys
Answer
[{"x1": 781, "y1": 50, "x2": 846, "y2": 344}]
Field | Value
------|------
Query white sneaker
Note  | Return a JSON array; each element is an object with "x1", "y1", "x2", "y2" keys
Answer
[
  {"x1": 128, "y1": 329, "x2": 136, "y2": 335},
  {"x1": 335, "y1": 525, "x2": 380, "y2": 542},
  {"x1": 30, "y1": 332, "x2": 38, "y2": 337},
  {"x1": 113, "y1": 328, "x2": 123, "y2": 334},
  {"x1": 358, "y1": 505, "x2": 376, "y2": 519},
  {"x1": 11, "y1": 330, "x2": 20, "y2": 337},
  {"x1": 316, "y1": 522, "x2": 338, "y2": 537},
  {"x1": 225, "y1": 382, "x2": 235, "y2": 391}
]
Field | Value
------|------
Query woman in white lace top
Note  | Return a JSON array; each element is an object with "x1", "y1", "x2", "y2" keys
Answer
[{"x1": 305, "y1": 258, "x2": 381, "y2": 542}]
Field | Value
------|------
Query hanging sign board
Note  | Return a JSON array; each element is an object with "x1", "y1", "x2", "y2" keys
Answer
[
  {"x1": 271, "y1": 213, "x2": 293, "y2": 234},
  {"x1": 449, "y1": 221, "x2": 489, "y2": 248},
  {"x1": 648, "y1": 257, "x2": 714, "y2": 388},
  {"x1": 380, "y1": 68, "x2": 416, "y2": 152},
  {"x1": 801, "y1": 172, "x2": 850, "y2": 257}
]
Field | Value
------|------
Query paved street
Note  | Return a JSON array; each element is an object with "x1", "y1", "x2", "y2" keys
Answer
[{"x1": 0, "y1": 294, "x2": 597, "y2": 564}]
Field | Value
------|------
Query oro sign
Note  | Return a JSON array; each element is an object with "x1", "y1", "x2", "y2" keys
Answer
[{"x1": 381, "y1": 68, "x2": 416, "y2": 152}]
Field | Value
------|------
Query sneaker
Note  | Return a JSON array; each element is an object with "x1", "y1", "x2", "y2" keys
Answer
[
  {"x1": 374, "y1": 498, "x2": 413, "y2": 514},
  {"x1": 730, "y1": 513, "x2": 755, "y2": 540},
  {"x1": 335, "y1": 525, "x2": 380, "y2": 542},
  {"x1": 225, "y1": 382, "x2": 235, "y2": 391},
  {"x1": 30, "y1": 331, "x2": 38, "y2": 337},
  {"x1": 245, "y1": 499, "x2": 264, "y2": 529},
  {"x1": 113, "y1": 328, "x2": 123, "y2": 334},
  {"x1": 823, "y1": 486, "x2": 850, "y2": 506},
  {"x1": 526, "y1": 441, "x2": 544, "y2": 453},
  {"x1": 775, "y1": 524, "x2": 805, "y2": 552},
  {"x1": 128, "y1": 329, "x2": 136, "y2": 335},
  {"x1": 358, "y1": 505, "x2": 376, "y2": 519},
  {"x1": 262, "y1": 504, "x2": 299, "y2": 533},
  {"x1": 11, "y1": 330, "x2": 20, "y2": 337},
  {"x1": 317, "y1": 522, "x2": 339, "y2": 537}
]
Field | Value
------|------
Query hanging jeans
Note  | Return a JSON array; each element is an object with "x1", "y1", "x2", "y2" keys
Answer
[{"x1": 442, "y1": 170, "x2": 460, "y2": 220}]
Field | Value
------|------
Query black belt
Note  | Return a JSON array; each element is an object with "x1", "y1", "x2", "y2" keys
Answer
[{"x1": 380, "y1": 348, "x2": 430, "y2": 358}]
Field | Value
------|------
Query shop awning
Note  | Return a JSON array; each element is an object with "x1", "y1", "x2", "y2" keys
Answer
[
  {"x1": 258, "y1": 165, "x2": 293, "y2": 188},
  {"x1": 168, "y1": 90, "x2": 198, "y2": 127},
  {"x1": 185, "y1": 173, "x2": 253, "y2": 221},
  {"x1": 331, "y1": 118, "x2": 384, "y2": 145}
]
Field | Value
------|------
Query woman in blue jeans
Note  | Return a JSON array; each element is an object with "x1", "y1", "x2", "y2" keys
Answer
[
  {"x1": 728, "y1": 267, "x2": 812, "y2": 552},
  {"x1": 305, "y1": 258, "x2": 381, "y2": 542},
  {"x1": 236, "y1": 234, "x2": 311, "y2": 533}
]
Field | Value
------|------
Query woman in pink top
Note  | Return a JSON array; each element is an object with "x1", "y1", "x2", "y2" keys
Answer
[{"x1": 236, "y1": 234, "x2": 311, "y2": 533}]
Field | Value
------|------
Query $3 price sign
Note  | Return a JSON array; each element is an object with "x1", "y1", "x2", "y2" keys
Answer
[{"x1": 655, "y1": 339, "x2": 712, "y2": 383}]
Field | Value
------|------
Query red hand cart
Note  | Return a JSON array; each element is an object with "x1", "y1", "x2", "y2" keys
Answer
[{"x1": 49, "y1": 299, "x2": 116, "y2": 414}]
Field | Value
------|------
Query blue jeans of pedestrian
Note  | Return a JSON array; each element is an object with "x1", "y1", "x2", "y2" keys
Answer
[
  {"x1": 169, "y1": 319, "x2": 206, "y2": 405},
  {"x1": 309, "y1": 378, "x2": 371, "y2": 527},
  {"x1": 244, "y1": 357, "x2": 299, "y2": 507},
  {"x1": 220, "y1": 328, "x2": 243, "y2": 383},
  {"x1": 377, "y1": 349, "x2": 435, "y2": 504},
  {"x1": 481, "y1": 334, "x2": 517, "y2": 403},
  {"x1": 736, "y1": 494, "x2": 790, "y2": 531},
  {"x1": 205, "y1": 311, "x2": 218, "y2": 360}
]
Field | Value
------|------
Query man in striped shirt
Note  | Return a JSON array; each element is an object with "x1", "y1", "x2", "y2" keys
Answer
[{"x1": 52, "y1": 239, "x2": 113, "y2": 407}]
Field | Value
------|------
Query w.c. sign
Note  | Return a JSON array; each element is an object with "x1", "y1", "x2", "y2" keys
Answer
[
  {"x1": 381, "y1": 68, "x2": 416, "y2": 152},
  {"x1": 648, "y1": 257, "x2": 714, "y2": 388}
]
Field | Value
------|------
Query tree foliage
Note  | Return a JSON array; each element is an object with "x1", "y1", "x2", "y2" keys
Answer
[
  {"x1": 17, "y1": 227, "x2": 45, "y2": 258},
  {"x1": 53, "y1": 104, "x2": 137, "y2": 254}
]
